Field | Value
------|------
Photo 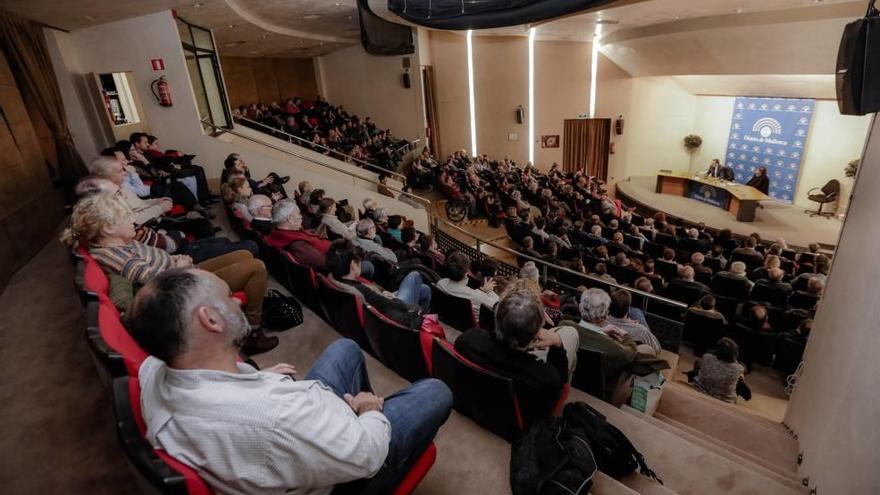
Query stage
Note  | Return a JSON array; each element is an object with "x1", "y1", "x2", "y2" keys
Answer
[{"x1": 616, "y1": 176, "x2": 842, "y2": 250}]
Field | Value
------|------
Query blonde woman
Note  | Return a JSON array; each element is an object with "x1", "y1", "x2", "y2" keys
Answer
[
  {"x1": 61, "y1": 192, "x2": 277, "y2": 355},
  {"x1": 222, "y1": 175, "x2": 254, "y2": 222}
]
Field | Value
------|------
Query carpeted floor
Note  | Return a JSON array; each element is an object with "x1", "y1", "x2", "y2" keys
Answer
[{"x1": 0, "y1": 232, "x2": 137, "y2": 493}]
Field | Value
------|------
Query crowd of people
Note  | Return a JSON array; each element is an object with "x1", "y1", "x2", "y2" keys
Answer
[
  {"x1": 61, "y1": 127, "x2": 827, "y2": 493},
  {"x1": 233, "y1": 95, "x2": 410, "y2": 173}
]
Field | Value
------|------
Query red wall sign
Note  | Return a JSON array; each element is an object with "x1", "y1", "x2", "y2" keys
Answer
[{"x1": 150, "y1": 58, "x2": 165, "y2": 71}]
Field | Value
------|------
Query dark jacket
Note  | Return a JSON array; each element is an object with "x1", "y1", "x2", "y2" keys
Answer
[
  {"x1": 336, "y1": 278, "x2": 422, "y2": 329},
  {"x1": 250, "y1": 218, "x2": 274, "y2": 236},
  {"x1": 455, "y1": 328, "x2": 567, "y2": 427},
  {"x1": 746, "y1": 174, "x2": 770, "y2": 194}
]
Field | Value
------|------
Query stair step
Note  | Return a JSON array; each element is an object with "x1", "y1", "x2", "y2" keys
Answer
[
  {"x1": 592, "y1": 472, "x2": 641, "y2": 495},
  {"x1": 567, "y1": 389, "x2": 805, "y2": 495},
  {"x1": 620, "y1": 406, "x2": 804, "y2": 492},
  {"x1": 656, "y1": 383, "x2": 800, "y2": 473},
  {"x1": 662, "y1": 381, "x2": 791, "y2": 433}
]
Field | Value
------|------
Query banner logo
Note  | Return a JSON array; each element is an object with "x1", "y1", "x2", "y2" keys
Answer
[{"x1": 725, "y1": 97, "x2": 814, "y2": 204}]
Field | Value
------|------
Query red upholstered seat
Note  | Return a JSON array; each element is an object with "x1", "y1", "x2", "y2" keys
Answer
[
  {"x1": 392, "y1": 443, "x2": 437, "y2": 495},
  {"x1": 97, "y1": 298, "x2": 148, "y2": 376}
]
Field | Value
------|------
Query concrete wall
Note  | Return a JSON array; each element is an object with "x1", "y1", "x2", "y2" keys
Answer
[
  {"x1": 220, "y1": 56, "x2": 318, "y2": 109},
  {"x1": 784, "y1": 114, "x2": 880, "y2": 495},
  {"x1": 315, "y1": 43, "x2": 425, "y2": 143}
]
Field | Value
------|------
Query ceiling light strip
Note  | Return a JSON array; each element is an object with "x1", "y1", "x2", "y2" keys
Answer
[
  {"x1": 467, "y1": 29, "x2": 478, "y2": 157},
  {"x1": 589, "y1": 24, "x2": 601, "y2": 119},
  {"x1": 528, "y1": 27, "x2": 535, "y2": 165}
]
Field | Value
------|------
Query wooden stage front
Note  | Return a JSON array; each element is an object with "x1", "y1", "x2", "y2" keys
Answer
[{"x1": 617, "y1": 176, "x2": 842, "y2": 250}]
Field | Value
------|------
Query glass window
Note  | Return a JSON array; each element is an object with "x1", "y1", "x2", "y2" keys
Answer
[{"x1": 176, "y1": 16, "x2": 230, "y2": 130}]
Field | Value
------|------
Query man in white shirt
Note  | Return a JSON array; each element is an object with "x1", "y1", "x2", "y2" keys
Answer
[
  {"x1": 435, "y1": 251, "x2": 499, "y2": 321},
  {"x1": 128, "y1": 268, "x2": 452, "y2": 495}
]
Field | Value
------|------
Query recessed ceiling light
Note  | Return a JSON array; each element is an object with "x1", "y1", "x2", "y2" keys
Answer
[
  {"x1": 304, "y1": 13, "x2": 324, "y2": 20},
  {"x1": 335, "y1": 2, "x2": 342, "y2": 6},
  {"x1": 596, "y1": 19, "x2": 619, "y2": 25},
  {"x1": 228, "y1": 24, "x2": 236, "y2": 29},
  {"x1": 193, "y1": 2, "x2": 204, "y2": 7},
  {"x1": 261, "y1": 34, "x2": 269, "y2": 39},
  {"x1": 735, "y1": 7, "x2": 743, "y2": 14}
]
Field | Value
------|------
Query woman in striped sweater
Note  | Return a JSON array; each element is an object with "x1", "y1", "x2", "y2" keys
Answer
[{"x1": 61, "y1": 192, "x2": 278, "y2": 355}]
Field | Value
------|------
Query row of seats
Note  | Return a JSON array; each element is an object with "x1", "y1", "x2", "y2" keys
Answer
[{"x1": 72, "y1": 246, "x2": 436, "y2": 495}]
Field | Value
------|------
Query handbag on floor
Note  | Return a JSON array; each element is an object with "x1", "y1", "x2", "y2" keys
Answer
[{"x1": 261, "y1": 289, "x2": 303, "y2": 331}]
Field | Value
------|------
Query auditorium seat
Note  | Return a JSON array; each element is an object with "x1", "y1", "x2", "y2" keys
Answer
[
  {"x1": 571, "y1": 347, "x2": 607, "y2": 401},
  {"x1": 664, "y1": 279, "x2": 705, "y2": 306},
  {"x1": 654, "y1": 259, "x2": 679, "y2": 281},
  {"x1": 655, "y1": 232, "x2": 678, "y2": 248},
  {"x1": 787, "y1": 291, "x2": 820, "y2": 311},
  {"x1": 317, "y1": 275, "x2": 373, "y2": 353},
  {"x1": 730, "y1": 251, "x2": 764, "y2": 272},
  {"x1": 750, "y1": 280, "x2": 792, "y2": 308},
  {"x1": 729, "y1": 323, "x2": 777, "y2": 367},
  {"x1": 112, "y1": 375, "x2": 214, "y2": 495},
  {"x1": 702, "y1": 257, "x2": 723, "y2": 273},
  {"x1": 478, "y1": 304, "x2": 496, "y2": 332},
  {"x1": 282, "y1": 252, "x2": 323, "y2": 316},
  {"x1": 711, "y1": 273, "x2": 752, "y2": 300},
  {"x1": 362, "y1": 303, "x2": 429, "y2": 382},
  {"x1": 430, "y1": 285, "x2": 478, "y2": 331},
  {"x1": 683, "y1": 310, "x2": 727, "y2": 356},
  {"x1": 430, "y1": 338, "x2": 524, "y2": 441}
]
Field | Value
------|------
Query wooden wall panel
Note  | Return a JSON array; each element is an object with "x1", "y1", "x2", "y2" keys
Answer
[
  {"x1": 220, "y1": 56, "x2": 318, "y2": 109},
  {"x1": 0, "y1": 48, "x2": 64, "y2": 290},
  {"x1": 274, "y1": 58, "x2": 318, "y2": 101},
  {"x1": 251, "y1": 58, "x2": 280, "y2": 106}
]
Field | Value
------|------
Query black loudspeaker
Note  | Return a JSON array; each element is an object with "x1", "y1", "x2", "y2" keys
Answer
[
  {"x1": 836, "y1": 2, "x2": 880, "y2": 115},
  {"x1": 516, "y1": 106, "x2": 524, "y2": 124},
  {"x1": 403, "y1": 71, "x2": 411, "y2": 89}
]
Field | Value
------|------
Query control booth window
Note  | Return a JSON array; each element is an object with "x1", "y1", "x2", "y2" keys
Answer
[{"x1": 177, "y1": 16, "x2": 230, "y2": 130}]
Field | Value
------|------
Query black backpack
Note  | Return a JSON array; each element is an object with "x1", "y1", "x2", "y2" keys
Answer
[
  {"x1": 261, "y1": 289, "x2": 304, "y2": 331},
  {"x1": 562, "y1": 401, "x2": 662, "y2": 483},
  {"x1": 510, "y1": 417, "x2": 597, "y2": 495}
]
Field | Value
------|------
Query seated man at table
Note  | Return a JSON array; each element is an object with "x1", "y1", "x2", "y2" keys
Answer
[
  {"x1": 745, "y1": 167, "x2": 770, "y2": 194},
  {"x1": 127, "y1": 268, "x2": 453, "y2": 495},
  {"x1": 706, "y1": 159, "x2": 734, "y2": 180}
]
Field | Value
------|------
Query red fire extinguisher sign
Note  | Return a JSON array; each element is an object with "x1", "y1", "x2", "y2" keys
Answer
[{"x1": 150, "y1": 58, "x2": 165, "y2": 71}]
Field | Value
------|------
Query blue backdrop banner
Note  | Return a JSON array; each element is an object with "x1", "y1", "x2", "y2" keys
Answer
[{"x1": 725, "y1": 97, "x2": 815, "y2": 203}]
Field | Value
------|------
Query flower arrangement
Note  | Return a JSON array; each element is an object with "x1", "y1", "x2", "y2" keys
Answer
[{"x1": 683, "y1": 134, "x2": 703, "y2": 151}]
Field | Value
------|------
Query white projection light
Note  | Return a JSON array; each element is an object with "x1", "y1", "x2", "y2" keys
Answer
[
  {"x1": 467, "y1": 30, "x2": 477, "y2": 157},
  {"x1": 528, "y1": 27, "x2": 536, "y2": 164},
  {"x1": 589, "y1": 24, "x2": 602, "y2": 119}
]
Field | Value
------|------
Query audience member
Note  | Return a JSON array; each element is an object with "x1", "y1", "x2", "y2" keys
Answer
[
  {"x1": 455, "y1": 289, "x2": 578, "y2": 426},
  {"x1": 691, "y1": 337, "x2": 745, "y2": 403},
  {"x1": 353, "y1": 219, "x2": 398, "y2": 263},
  {"x1": 127, "y1": 269, "x2": 451, "y2": 494},
  {"x1": 326, "y1": 240, "x2": 429, "y2": 327},
  {"x1": 265, "y1": 199, "x2": 331, "y2": 271},
  {"x1": 436, "y1": 251, "x2": 500, "y2": 321},
  {"x1": 607, "y1": 290, "x2": 661, "y2": 354},
  {"x1": 247, "y1": 194, "x2": 274, "y2": 235},
  {"x1": 62, "y1": 192, "x2": 276, "y2": 354}
]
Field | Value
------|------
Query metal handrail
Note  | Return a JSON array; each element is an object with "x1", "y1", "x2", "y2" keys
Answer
[
  {"x1": 435, "y1": 218, "x2": 688, "y2": 310},
  {"x1": 202, "y1": 120, "x2": 431, "y2": 211},
  {"x1": 205, "y1": 118, "x2": 685, "y2": 310},
  {"x1": 231, "y1": 115, "x2": 409, "y2": 183}
]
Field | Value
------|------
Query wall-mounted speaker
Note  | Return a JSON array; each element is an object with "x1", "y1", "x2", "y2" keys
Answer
[
  {"x1": 403, "y1": 71, "x2": 412, "y2": 89},
  {"x1": 836, "y1": 3, "x2": 880, "y2": 115},
  {"x1": 516, "y1": 105, "x2": 524, "y2": 124},
  {"x1": 402, "y1": 56, "x2": 411, "y2": 69}
]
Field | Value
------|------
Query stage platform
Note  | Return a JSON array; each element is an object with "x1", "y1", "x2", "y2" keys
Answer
[{"x1": 616, "y1": 176, "x2": 842, "y2": 250}]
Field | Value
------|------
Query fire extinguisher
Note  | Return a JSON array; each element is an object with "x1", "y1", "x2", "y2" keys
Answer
[{"x1": 151, "y1": 76, "x2": 172, "y2": 107}]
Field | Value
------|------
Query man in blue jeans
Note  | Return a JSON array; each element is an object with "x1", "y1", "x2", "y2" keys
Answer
[
  {"x1": 128, "y1": 268, "x2": 452, "y2": 495},
  {"x1": 326, "y1": 240, "x2": 430, "y2": 328}
]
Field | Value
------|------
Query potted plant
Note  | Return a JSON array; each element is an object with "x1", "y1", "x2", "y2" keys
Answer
[
  {"x1": 845, "y1": 159, "x2": 859, "y2": 178},
  {"x1": 839, "y1": 159, "x2": 860, "y2": 218},
  {"x1": 683, "y1": 134, "x2": 703, "y2": 169}
]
